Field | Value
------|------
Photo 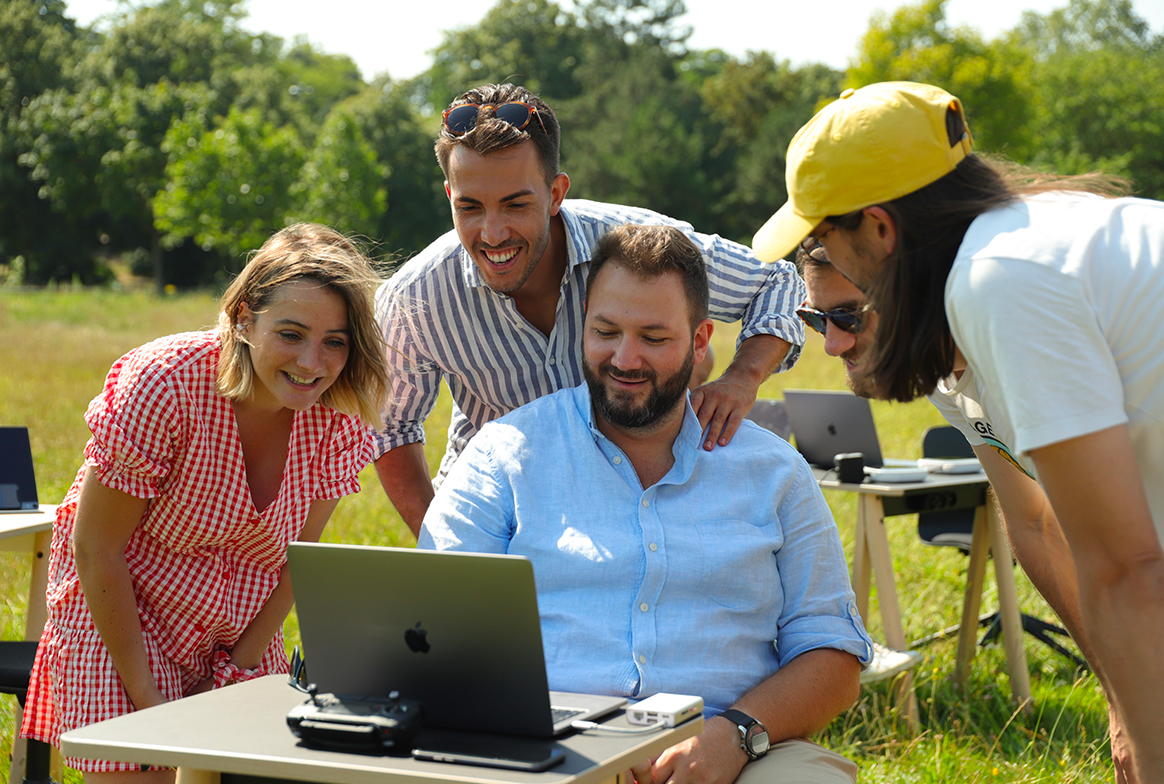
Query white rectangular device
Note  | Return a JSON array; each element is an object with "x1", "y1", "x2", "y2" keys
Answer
[{"x1": 626, "y1": 693, "x2": 704, "y2": 728}]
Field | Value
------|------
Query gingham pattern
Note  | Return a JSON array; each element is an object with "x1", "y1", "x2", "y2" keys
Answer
[
  {"x1": 374, "y1": 199, "x2": 806, "y2": 483},
  {"x1": 21, "y1": 330, "x2": 373, "y2": 772}
]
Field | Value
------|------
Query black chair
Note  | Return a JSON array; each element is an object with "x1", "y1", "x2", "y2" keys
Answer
[
  {"x1": 912, "y1": 426, "x2": 1086, "y2": 668},
  {"x1": 0, "y1": 641, "x2": 56, "y2": 784},
  {"x1": 744, "y1": 399, "x2": 792, "y2": 442}
]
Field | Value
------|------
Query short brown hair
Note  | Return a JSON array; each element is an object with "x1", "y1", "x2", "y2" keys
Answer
[
  {"x1": 217, "y1": 223, "x2": 390, "y2": 425},
  {"x1": 434, "y1": 83, "x2": 561, "y2": 186},
  {"x1": 586, "y1": 225, "x2": 709, "y2": 327}
]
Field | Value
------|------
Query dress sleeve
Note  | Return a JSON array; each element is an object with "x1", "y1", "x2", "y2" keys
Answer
[
  {"x1": 83, "y1": 345, "x2": 184, "y2": 499},
  {"x1": 316, "y1": 414, "x2": 376, "y2": 500}
]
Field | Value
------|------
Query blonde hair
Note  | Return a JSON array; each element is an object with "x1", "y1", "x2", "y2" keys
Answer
[{"x1": 217, "y1": 223, "x2": 389, "y2": 425}]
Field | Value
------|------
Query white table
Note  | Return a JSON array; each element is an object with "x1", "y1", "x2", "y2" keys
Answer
[
  {"x1": 816, "y1": 470, "x2": 1032, "y2": 724},
  {"x1": 1, "y1": 505, "x2": 55, "y2": 780},
  {"x1": 61, "y1": 675, "x2": 704, "y2": 784}
]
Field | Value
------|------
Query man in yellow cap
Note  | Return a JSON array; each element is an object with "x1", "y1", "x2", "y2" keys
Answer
[{"x1": 752, "y1": 80, "x2": 1164, "y2": 782}]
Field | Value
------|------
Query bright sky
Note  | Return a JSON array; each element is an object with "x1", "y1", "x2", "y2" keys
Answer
[{"x1": 66, "y1": 0, "x2": 1164, "y2": 83}]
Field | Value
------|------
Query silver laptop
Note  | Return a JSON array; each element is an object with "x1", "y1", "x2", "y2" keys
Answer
[
  {"x1": 288, "y1": 542, "x2": 626, "y2": 737},
  {"x1": 0, "y1": 427, "x2": 39, "y2": 512},
  {"x1": 782, "y1": 390, "x2": 885, "y2": 469}
]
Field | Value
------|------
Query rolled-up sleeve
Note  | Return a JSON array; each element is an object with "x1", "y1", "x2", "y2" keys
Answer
[
  {"x1": 693, "y1": 231, "x2": 806, "y2": 373},
  {"x1": 772, "y1": 466, "x2": 872, "y2": 668}
]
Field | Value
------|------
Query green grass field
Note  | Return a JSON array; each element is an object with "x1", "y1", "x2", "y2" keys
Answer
[{"x1": 0, "y1": 288, "x2": 1114, "y2": 781}]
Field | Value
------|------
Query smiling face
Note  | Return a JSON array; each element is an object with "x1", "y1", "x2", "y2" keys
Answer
[
  {"x1": 445, "y1": 141, "x2": 568, "y2": 295},
  {"x1": 582, "y1": 263, "x2": 711, "y2": 433},
  {"x1": 238, "y1": 278, "x2": 351, "y2": 413},
  {"x1": 802, "y1": 263, "x2": 880, "y2": 397}
]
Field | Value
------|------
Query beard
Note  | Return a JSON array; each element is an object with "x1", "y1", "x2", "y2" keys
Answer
[{"x1": 584, "y1": 348, "x2": 695, "y2": 431}]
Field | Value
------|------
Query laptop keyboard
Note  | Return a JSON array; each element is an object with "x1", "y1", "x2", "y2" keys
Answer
[{"x1": 551, "y1": 706, "x2": 588, "y2": 725}]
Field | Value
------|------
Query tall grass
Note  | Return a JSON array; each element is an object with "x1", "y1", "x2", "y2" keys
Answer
[{"x1": 0, "y1": 289, "x2": 1112, "y2": 782}]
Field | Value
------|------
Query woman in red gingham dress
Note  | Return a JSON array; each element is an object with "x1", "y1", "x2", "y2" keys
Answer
[{"x1": 21, "y1": 224, "x2": 390, "y2": 781}]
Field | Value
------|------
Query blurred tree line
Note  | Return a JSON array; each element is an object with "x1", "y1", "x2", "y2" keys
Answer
[{"x1": 1, "y1": 0, "x2": 1160, "y2": 288}]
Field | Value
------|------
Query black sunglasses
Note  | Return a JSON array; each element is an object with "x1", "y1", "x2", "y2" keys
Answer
[
  {"x1": 441, "y1": 101, "x2": 548, "y2": 137},
  {"x1": 797, "y1": 303, "x2": 868, "y2": 336}
]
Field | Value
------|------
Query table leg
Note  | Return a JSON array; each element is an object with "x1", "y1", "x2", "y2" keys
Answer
[
  {"x1": 10, "y1": 529, "x2": 53, "y2": 783},
  {"x1": 852, "y1": 499, "x2": 872, "y2": 621},
  {"x1": 954, "y1": 506, "x2": 991, "y2": 686},
  {"x1": 858, "y1": 494, "x2": 918, "y2": 727},
  {"x1": 986, "y1": 503, "x2": 1033, "y2": 711},
  {"x1": 176, "y1": 768, "x2": 220, "y2": 784}
]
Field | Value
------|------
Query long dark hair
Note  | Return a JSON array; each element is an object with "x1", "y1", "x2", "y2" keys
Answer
[{"x1": 858, "y1": 155, "x2": 1130, "y2": 402}]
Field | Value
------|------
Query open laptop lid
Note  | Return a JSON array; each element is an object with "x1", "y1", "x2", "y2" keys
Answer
[
  {"x1": 0, "y1": 427, "x2": 39, "y2": 511},
  {"x1": 782, "y1": 390, "x2": 884, "y2": 469},
  {"x1": 288, "y1": 543, "x2": 623, "y2": 737}
]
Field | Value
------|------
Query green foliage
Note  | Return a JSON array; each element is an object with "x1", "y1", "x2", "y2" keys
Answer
[
  {"x1": 288, "y1": 106, "x2": 387, "y2": 239},
  {"x1": 155, "y1": 106, "x2": 305, "y2": 267},
  {"x1": 848, "y1": 0, "x2": 1037, "y2": 159},
  {"x1": 425, "y1": 0, "x2": 590, "y2": 107},
  {"x1": 1012, "y1": 0, "x2": 1164, "y2": 198},
  {"x1": 341, "y1": 79, "x2": 450, "y2": 259}
]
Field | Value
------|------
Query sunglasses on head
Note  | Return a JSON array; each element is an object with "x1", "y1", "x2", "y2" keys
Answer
[
  {"x1": 441, "y1": 101, "x2": 548, "y2": 137},
  {"x1": 797, "y1": 303, "x2": 868, "y2": 336}
]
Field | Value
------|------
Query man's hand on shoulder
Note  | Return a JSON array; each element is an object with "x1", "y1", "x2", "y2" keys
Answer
[
  {"x1": 629, "y1": 716, "x2": 747, "y2": 784},
  {"x1": 690, "y1": 374, "x2": 757, "y2": 452},
  {"x1": 691, "y1": 335, "x2": 790, "y2": 451}
]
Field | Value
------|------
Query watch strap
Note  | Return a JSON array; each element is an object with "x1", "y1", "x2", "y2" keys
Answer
[{"x1": 719, "y1": 709, "x2": 766, "y2": 760}]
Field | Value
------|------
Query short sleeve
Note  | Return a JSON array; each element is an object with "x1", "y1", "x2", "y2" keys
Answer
[
  {"x1": 83, "y1": 346, "x2": 184, "y2": 499},
  {"x1": 315, "y1": 414, "x2": 376, "y2": 500}
]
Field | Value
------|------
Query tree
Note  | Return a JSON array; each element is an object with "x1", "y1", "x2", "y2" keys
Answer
[
  {"x1": 0, "y1": 0, "x2": 99, "y2": 283},
  {"x1": 1012, "y1": 0, "x2": 1164, "y2": 199},
  {"x1": 289, "y1": 106, "x2": 387, "y2": 240},
  {"x1": 424, "y1": 0, "x2": 589, "y2": 109},
  {"x1": 155, "y1": 106, "x2": 305, "y2": 268},
  {"x1": 701, "y1": 53, "x2": 843, "y2": 241},
  {"x1": 848, "y1": 0, "x2": 1037, "y2": 159},
  {"x1": 342, "y1": 78, "x2": 450, "y2": 261}
]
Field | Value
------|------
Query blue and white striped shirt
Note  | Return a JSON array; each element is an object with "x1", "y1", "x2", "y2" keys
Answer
[{"x1": 374, "y1": 199, "x2": 805, "y2": 482}]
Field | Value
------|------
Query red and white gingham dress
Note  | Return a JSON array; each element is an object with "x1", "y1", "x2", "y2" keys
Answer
[{"x1": 21, "y1": 330, "x2": 373, "y2": 772}]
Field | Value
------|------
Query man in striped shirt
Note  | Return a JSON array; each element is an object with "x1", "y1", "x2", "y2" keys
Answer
[{"x1": 373, "y1": 83, "x2": 806, "y2": 536}]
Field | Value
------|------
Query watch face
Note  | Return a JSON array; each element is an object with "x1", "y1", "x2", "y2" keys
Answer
[{"x1": 745, "y1": 725, "x2": 771, "y2": 756}]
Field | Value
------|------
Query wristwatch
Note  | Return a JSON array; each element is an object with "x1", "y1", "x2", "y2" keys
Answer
[{"x1": 719, "y1": 709, "x2": 770, "y2": 760}]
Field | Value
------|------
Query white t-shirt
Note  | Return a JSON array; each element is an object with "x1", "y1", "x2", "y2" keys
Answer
[{"x1": 931, "y1": 192, "x2": 1164, "y2": 542}]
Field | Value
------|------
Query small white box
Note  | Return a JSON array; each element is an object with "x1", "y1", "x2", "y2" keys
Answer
[{"x1": 626, "y1": 693, "x2": 703, "y2": 727}]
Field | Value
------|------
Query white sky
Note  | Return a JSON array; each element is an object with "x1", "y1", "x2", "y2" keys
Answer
[{"x1": 65, "y1": 0, "x2": 1164, "y2": 83}]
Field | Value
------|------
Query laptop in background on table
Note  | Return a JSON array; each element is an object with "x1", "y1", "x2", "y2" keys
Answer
[
  {"x1": 782, "y1": 390, "x2": 885, "y2": 469},
  {"x1": 287, "y1": 542, "x2": 626, "y2": 738},
  {"x1": 0, "y1": 427, "x2": 39, "y2": 512}
]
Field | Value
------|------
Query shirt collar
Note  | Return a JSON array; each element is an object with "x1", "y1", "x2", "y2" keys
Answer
[{"x1": 573, "y1": 382, "x2": 703, "y2": 486}]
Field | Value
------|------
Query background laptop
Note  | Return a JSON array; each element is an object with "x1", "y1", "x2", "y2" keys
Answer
[
  {"x1": 0, "y1": 427, "x2": 39, "y2": 512},
  {"x1": 782, "y1": 390, "x2": 885, "y2": 469},
  {"x1": 288, "y1": 542, "x2": 625, "y2": 737}
]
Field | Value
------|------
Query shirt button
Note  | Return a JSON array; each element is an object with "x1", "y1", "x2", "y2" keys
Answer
[
  {"x1": 640, "y1": 603, "x2": 649, "y2": 612},
  {"x1": 638, "y1": 655, "x2": 646, "y2": 664},
  {"x1": 613, "y1": 456, "x2": 622, "y2": 465},
  {"x1": 641, "y1": 499, "x2": 649, "y2": 508},
  {"x1": 548, "y1": 357, "x2": 556, "y2": 365},
  {"x1": 649, "y1": 543, "x2": 658, "y2": 551}
]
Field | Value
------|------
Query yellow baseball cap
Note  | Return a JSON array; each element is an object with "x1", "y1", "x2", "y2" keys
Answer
[{"x1": 752, "y1": 81, "x2": 973, "y2": 262}]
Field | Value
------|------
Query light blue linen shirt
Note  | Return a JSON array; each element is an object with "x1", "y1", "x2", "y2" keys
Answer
[{"x1": 419, "y1": 384, "x2": 871, "y2": 715}]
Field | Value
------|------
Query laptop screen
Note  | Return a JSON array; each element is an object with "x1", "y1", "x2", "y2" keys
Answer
[{"x1": 0, "y1": 427, "x2": 39, "y2": 510}]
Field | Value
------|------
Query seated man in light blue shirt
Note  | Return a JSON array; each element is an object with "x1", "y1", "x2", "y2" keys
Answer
[{"x1": 421, "y1": 224, "x2": 871, "y2": 784}]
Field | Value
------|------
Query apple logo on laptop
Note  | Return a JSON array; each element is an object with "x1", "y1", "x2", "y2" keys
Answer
[
  {"x1": 405, "y1": 621, "x2": 431, "y2": 653},
  {"x1": 827, "y1": 423, "x2": 837, "y2": 436}
]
